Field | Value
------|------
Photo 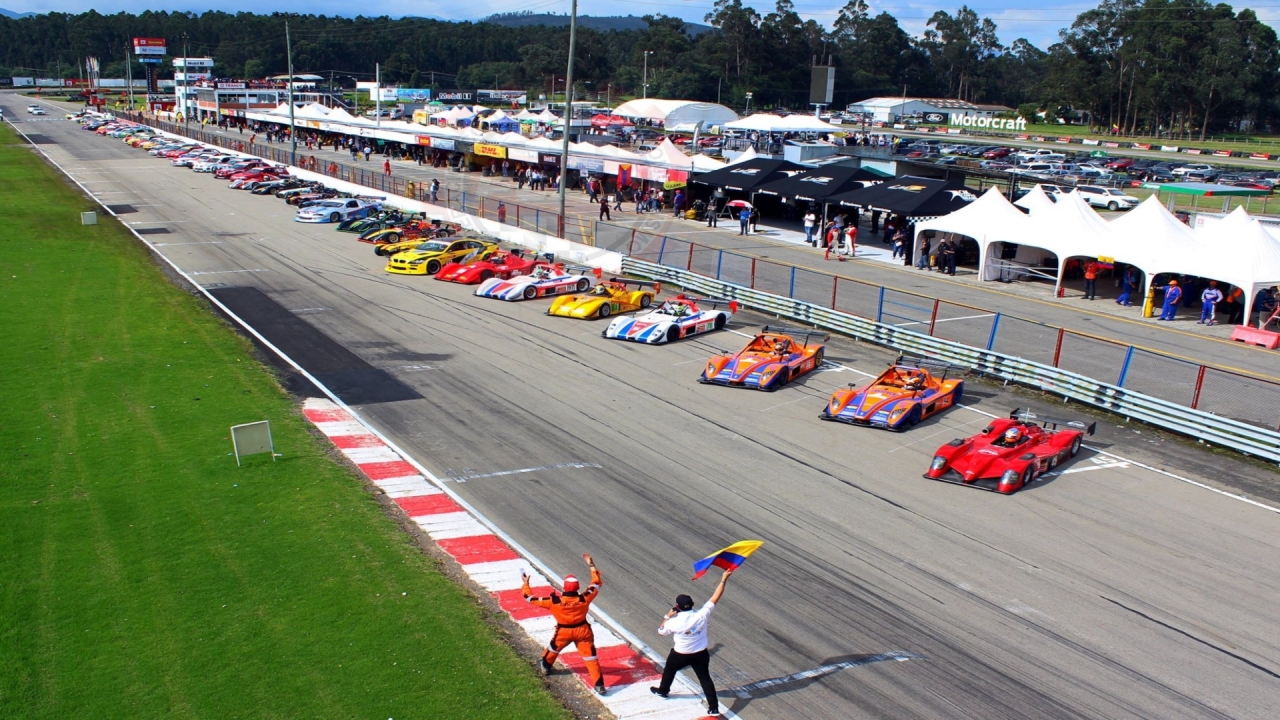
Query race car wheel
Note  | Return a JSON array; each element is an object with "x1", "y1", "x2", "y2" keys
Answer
[
  {"x1": 813, "y1": 348, "x2": 825, "y2": 366},
  {"x1": 1070, "y1": 436, "x2": 1082, "y2": 457},
  {"x1": 1021, "y1": 465, "x2": 1034, "y2": 489},
  {"x1": 329, "y1": 212, "x2": 341, "y2": 223},
  {"x1": 906, "y1": 405, "x2": 922, "y2": 427},
  {"x1": 523, "y1": 285, "x2": 539, "y2": 300},
  {"x1": 598, "y1": 304, "x2": 612, "y2": 319},
  {"x1": 1049, "y1": 454, "x2": 1059, "y2": 469},
  {"x1": 426, "y1": 260, "x2": 441, "y2": 275},
  {"x1": 576, "y1": 278, "x2": 591, "y2": 292},
  {"x1": 1107, "y1": 201, "x2": 1119, "y2": 211},
  {"x1": 479, "y1": 270, "x2": 494, "y2": 281},
  {"x1": 714, "y1": 314, "x2": 727, "y2": 330},
  {"x1": 765, "y1": 368, "x2": 790, "y2": 391},
  {"x1": 664, "y1": 326, "x2": 681, "y2": 343},
  {"x1": 386, "y1": 233, "x2": 400, "y2": 242},
  {"x1": 640, "y1": 295, "x2": 652, "y2": 308}
]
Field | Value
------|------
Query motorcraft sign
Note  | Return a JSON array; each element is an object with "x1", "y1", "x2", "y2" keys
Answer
[{"x1": 949, "y1": 115, "x2": 1027, "y2": 131}]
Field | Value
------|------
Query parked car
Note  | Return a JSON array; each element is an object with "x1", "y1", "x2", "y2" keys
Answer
[
  {"x1": 1105, "y1": 157, "x2": 1136, "y2": 170},
  {"x1": 1076, "y1": 185, "x2": 1140, "y2": 210}
]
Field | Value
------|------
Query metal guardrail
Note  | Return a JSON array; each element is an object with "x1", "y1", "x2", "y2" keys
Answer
[{"x1": 623, "y1": 258, "x2": 1280, "y2": 464}]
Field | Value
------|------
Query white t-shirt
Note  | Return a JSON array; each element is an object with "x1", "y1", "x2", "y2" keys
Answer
[
  {"x1": 803, "y1": 213, "x2": 816, "y2": 228},
  {"x1": 659, "y1": 600, "x2": 715, "y2": 653}
]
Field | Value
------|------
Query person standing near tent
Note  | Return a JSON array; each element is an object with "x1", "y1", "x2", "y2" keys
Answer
[
  {"x1": 942, "y1": 239, "x2": 957, "y2": 276},
  {"x1": 803, "y1": 209, "x2": 817, "y2": 245},
  {"x1": 1200, "y1": 281, "x2": 1223, "y2": 326},
  {"x1": 383, "y1": 158, "x2": 392, "y2": 177},
  {"x1": 649, "y1": 568, "x2": 734, "y2": 717},
  {"x1": 522, "y1": 554, "x2": 607, "y2": 696},
  {"x1": 599, "y1": 196, "x2": 611, "y2": 221},
  {"x1": 673, "y1": 189, "x2": 685, "y2": 218},
  {"x1": 1223, "y1": 285, "x2": 1244, "y2": 324},
  {"x1": 1116, "y1": 266, "x2": 1138, "y2": 307},
  {"x1": 430, "y1": 178, "x2": 440, "y2": 203},
  {"x1": 917, "y1": 236, "x2": 932, "y2": 270},
  {"x1": 1082, "y1": 259, "x2": 1101, "y2": 300},
  {"x1": 739, "y1": 207, "x2": 751, "y2": 236},
  {"x1": 843, "y1": 222, "x2": 858, "y2": 258},
  {"x1": 1156, "y1": 279, "x2": 1183, "y2": 321},
  {"x1": 706, "y1": 198, "x2": 719, "y2": 228}
]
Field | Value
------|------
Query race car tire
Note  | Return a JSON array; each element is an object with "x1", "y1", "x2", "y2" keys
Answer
[
  {"x1": 714, "y1": 314, "x2": 727, "y2": 330},
  {"x1": 576, "y1": 278, "x2": 591, "y2": 292},
  {"x1": 329, "y1": 212, "x2": 341, "y2": 223},
  {"x1": 426, "y1": 260, "x2": 441, "y2": 275},
  {"x1": 598, "y1": 304, "x2": 611, "y2": 319},
  {"x1": 640, "y1": 295, "x2": 652, "y2": 309},
  {"x1": 523, "y1": 285, "x2": 539, "y2": 300},
  {"x1": 1070, "y1": 436, "x2": 1082, "y2": 457},
  {"x1": 907, "y1": 405, "x2": 922, "y2": 427},
  {"x1": 952, "y1": 382, "x2": 965, "y2": 404},
  {"x1": 764, "y1": 368, "x2": 790, "y2": 392},
  {"x1": 664, "y1": 325, "x2": 681, "y2": 343},
  {"x1": 1020, "y1": 465, "x2": 1034, "y2": 489},
  {"x1": 813, "y1": 348, "x2": 825, "y2": 366},
  {"x1": 479, "y1": 270, "x2": 494, "y2": 281}
]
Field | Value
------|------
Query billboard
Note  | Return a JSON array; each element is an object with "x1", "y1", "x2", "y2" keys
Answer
[
  {"x1": 394, "y1": 88, "x2": 432, "y2": 102},
  {"x1": 174, "y1": 57, "x2": 214, "y2": 68},
  {"x1": 217, "y1": 82, "x2": 247, "y2": 89},
  {"x1": 133, "y1": 37, "x2": 167, "y2": 55},
  {"x1": 12, "y1": 77, "x2": 34, "y2": 87},
  {"x1": 437, "y1": 91, "x2": 473, "y2": 102},
  {"x1": 137, "y1": 57, "x2": 163, "y2": 64},
  {"x1": 809, "y1": 66, "x2": 834, "y2": 105},
  {"x1": 478, "y1": 89, "x2": 526, "y2": 104}
]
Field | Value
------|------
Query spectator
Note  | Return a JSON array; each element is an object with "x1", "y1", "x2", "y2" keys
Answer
[
  {"x1": 497, "y1": 202, "x2": 507, "y2": 224},
  {"x1": 739, "y1": 207, "x2": 751, "y2": 236},
  {"x1": 430, "y1": 178, "x2": 440, "y2": 203},
  {"x1": 673, "y1": 189, "x2": 685, "y2": 218},
  {"x1": 1223, "y1": 285, "x2": 1244, "y2": 324},
  {"x1": 891, "y1": 228, "x2": 905, "y2": 259},
  {"x1": 749, "y1": 207, "x2": 759, "y2": 233},
  {"x1": 1083, "y1": 259, "x2": 1100, "y2": 300},
  {"x1": 383, "y1": 158, "x2": 391, "y2": 177},
  {"x1": 1200, "y1": 281, "x2": 1223, "y2": 325},
  {"x1": 363, "y1": 145, "x2": 372, "y2": 161},
  {"x1": 706, "y1": 198, "x2": 719, "y2": 228},
  {"x1": 599, "y1": 196, "x2": 611, "y2": 221},
  {"x1": 942, "y1": 239, "x2": 957, "y2": 276},
  {"x1": 803, "y1": 210, "x2": 817, "y2": 246},
  {"x1": 917, "y1": 236, "x2": 932, "y2": 270}
]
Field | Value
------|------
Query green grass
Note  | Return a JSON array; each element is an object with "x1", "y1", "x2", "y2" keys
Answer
[{"x1": 0, "y1": 124, "x2": 570, "y2": 719}]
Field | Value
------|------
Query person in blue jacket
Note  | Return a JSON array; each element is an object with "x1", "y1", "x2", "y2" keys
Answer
[
  {"x1": 1116, "y1": 266, "x2": 1138, "y2": 307},
  {"x1": 1199, "y1": 281, "x2": 1223, "y2": 325},
  {"x1": 1157, "y1": 279, "x2": 1182, "y2": 321}
]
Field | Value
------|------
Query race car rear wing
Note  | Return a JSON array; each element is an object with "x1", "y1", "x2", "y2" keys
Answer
[
  {"x1": 896, "y1": 354, "x2": 968, "y2": 379},
  {"x1": 673, "y1": 294, "x2": 740, "y2": 312},
  {"x1": 761, "y1": 325, "x2": 830, "y2": 347},
  {"x1": 607, "y1": 278, "x2": 662, "y2": 291},
  {"x1": 1010, "y1": 408, "x2": 1096, "y2": 435}
]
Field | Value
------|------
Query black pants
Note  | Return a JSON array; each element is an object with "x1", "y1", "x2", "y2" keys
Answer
[
  {"x1": 657, "y1": 648, "x2": 718, "y2": 713},
  {"x1": 1084, "y1": 278, "x2": 1097, "y2": 299}
]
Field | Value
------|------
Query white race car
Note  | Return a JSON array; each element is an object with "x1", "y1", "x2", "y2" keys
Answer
[
  {"x1": 193, "y1": 155, "x2": 235, "y2": 172},
  {"x1": 27, "y1": 105, "x2": 47, "y2": 115},
  {"x1": 603, "y1": 295, "x2": 736, "y2": 343},
  {"x1": 294, "y1": 198, "x2": 381, "y2": 223},
  {"x1": 474, "y1": 264, "x2": 593, "y2": 301}
]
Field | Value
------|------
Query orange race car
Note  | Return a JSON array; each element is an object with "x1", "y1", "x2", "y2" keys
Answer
[
  {"x1": 699, "y1": 326, "x2": 828, "y2": 391},
  {"x1": 821, "y1": 356, "x2": 965, "y2": 430}
]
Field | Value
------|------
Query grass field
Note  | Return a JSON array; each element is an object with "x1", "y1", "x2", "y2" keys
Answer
[
  {"x1": 0, "y1": 123, "x2": 570, "y2": 719},
  {"x1": 916, "y1": 121, "x2": 1280, "y2": 155}
]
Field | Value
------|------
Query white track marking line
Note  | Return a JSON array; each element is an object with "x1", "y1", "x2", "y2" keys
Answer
[
  {"x1": 888, "y1": 417, "x2": 987, "y2": 453},
  {"x1": 446, "y1": 462, "x2": 602, "y2": 482},
  {"x1": 188, "y1": 269, "x2": 268, "y2": 276},
  {"x1": 152, "y1": 241, "x2": 223, "y2": 246},
  {"x1": 759, "y1": 395, "x2": 813, "y2": 412}
]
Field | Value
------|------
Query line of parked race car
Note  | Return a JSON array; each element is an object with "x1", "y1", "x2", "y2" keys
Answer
[{"x1": 79, "y1": 111, "x2": 1097, "y2": 496}]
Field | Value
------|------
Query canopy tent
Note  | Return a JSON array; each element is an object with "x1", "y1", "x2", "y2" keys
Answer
[
  {"x1": 753, "y1": 166, "x2": 886, "y2": 203},
  {"x1": 480, "y1": 109, "x2": 519, "y2": 132},
  {"x1": 723, "y1": 113, "x2": 842, "y2": 133},
  {"x1": 692, "y1": 157, "x2": 805, "y2": 192},
  {"x1": 1014, "y1": 184, "x2": 1056, "y2": 215},
  {"x1": 611, "y1": 99, "x2": 738, "y2": 127},
  {"x1": 913, "y1": 188, "x2": 1039, "y2": 280},
  {"x1": 640, "y1": 138, "x2": 695, "y2": 169},
  {"x1": 590, "y1": 113, "x2": 634, "y2": 128},
  {"x1": 1194, "y1": 208, "x2": 1280, "y2": 320},
  {"x1": 826, "y1": 176, "x2": 975, "y2": 221},
  {"x1": 536, "y1": 109, "x2": 560, "y2": 124},
  {"x1": 690, "y1": 154, "x2": 728, "y2": 172},
  {"x1": 727, "y1": 146, "x2": 759, "y2": 165},
  {"x1": 513, "y1": 109, "x2": 539, "y2": 122}
]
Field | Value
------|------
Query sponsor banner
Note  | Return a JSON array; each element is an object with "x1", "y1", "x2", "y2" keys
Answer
[
  {"x1": 568, "y1": 156, "x2": 605, "y2": 172},
  {"x1": 892, "y1": 123, "x2": 906, "y2": 129},
  {"x1": 437, "y1": 91, "x2": 473, "y2": 102},
  {"x1": 508, "y1": 148, "x2": 538, "y2": 163},
  {"x1": 455, "y1": 141, "x2": 474, "y2": 153},
  {"x1": 663, "y1": 180, "x2": 687, "y2": 190},
  {"x1": 0, "y1": 77, "x2": 11, "y2": 87},
  {"x1": 35, "y1": 78, "x2": 63, "y2": 87},
  {"x1": 1103, "y1": 141, "x2": 1120, "y2": 148},
  {"x1": 1184, "y1": 148, "x2": 1202, "y2": 155},
  {"x1": 1212, "y1": 150, "x2": 1232, "y2": 157},
  {"x1": 431, "y1": 138, "x2": 456, "y2": 151},
  {"x1": 416, "y1": 135, "x2": 433, "y2": 146},
  {"x1": 946, "y1": 128, "x2": 961, "y2": 134},
  {"x1": 395, "y1": 88, "x2": 431, "y2": 102},
  {"x1": 474, "y1": 143, "x2": 506, "y2": 159},
  {"x1": 667, "y1": 170, "x2": 689, "y2": 183},
  {"x1": 301, "y1": 119, "x2": 321, "y2": 129},
  {"x1": 137, "y1": 56, "x2": 163, "y2": 64},
  {"x1": 375, "y1": 88, "x2": 397, "y2": 102},
  {"x1": 1251, "y1": 152, "x2": 1271, "y2": 160},
  {"x1": 1056, "y1": 137, "x2": 1072, "y2": 143},
  {"x1": 133, "y1": 37, "x2": 167, "y2": 55},
  {"x1": 1089, "y1": 150, "x2": 1108, "y2": 157},
  {"x1": 175, "y1": 57, "x2": 213, "y2": 68},
  {"x1": 356, "y1": 81, "x2": 378, "y2": 91},
  {"x1": 632, "y1": 164, "x2": 668, "y2": 182},
  {"x1": 217, "y1": 82, "x2": 246, "y2": 89},
  {"x1": 1014, "y1": 134, "x2": 1029, "y2": 140},
  {"x1": 539, "y1": 153, "x2": 561, "y2": 165},
  {"x1": 477, "y1": 89, "x2": 526, "y2": 104},
  {"x1": 1160, "y1": 145, "x2": 1180, "y2": 152},
  {"x1": 948, "y1": 115, "x2": 1027, "y2": 131},
  {"x1": 1133, "y1": 143, "x2": 1151, "y2": 150},
  {"x1": 12, "y1": 77, "x2": 33, "y2": 86},
  {"x1": 1082, "y1": 138, "x2": 1099, "y2": 146},
  {"x1": 1030, "y1": 136, "x2": 1045, "y2": 141},
  {"x1": 923, "y1": 112, "x2": 948, "y2": 124}
]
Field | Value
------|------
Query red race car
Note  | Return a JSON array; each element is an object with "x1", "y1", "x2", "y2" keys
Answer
[
  {"x1": 434, "y1": 250, "x2": 550, "y2": 284},
  {"x1": 924, "y1": 409, "x2": 1095, "y2": 494}
]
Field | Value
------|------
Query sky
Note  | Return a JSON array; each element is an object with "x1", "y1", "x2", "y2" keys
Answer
[{"x1": 3, "y1": 0, "x2": 1279, "y2": 50}]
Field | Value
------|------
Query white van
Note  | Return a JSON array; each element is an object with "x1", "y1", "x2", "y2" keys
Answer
[{"x1": 1015, "y1": 148, "x2": 1066, "y2": 163}]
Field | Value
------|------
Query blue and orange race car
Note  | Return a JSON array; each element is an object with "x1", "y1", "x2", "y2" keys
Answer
[
  {"x1": 821, "y1": 356, "x2": 965, "y2": 431},
  {"x1": 699, "y1": 326, "x2": 827, "y2": 391}
]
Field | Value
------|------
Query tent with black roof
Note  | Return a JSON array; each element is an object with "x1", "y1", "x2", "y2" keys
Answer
[
  {"x1": 692, "y1": 157, "x2": 805, "y2": 193},
  {"x1": 825, "y1": 176, "x2": 977, "y2": 221},
  {"x1": 752, "y1": 165, "x2": 886, "y2": 203}
]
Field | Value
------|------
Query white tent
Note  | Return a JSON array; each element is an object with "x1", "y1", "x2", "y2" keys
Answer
[
  {"x1": 691, "y1": 154, "x2": 728, "y2": 172},
  {"x1": 727, "y1": 146, "x2": 759, "y2": 165},
  {"x1": 723, "y1": 113, "x2": 841, "y2": 133},
  {"x1": 1194, "y1": 208, "x2": 1280, "y2": 320},
  {"x1": 1107, "y1": 196, "x2": 1204, "y2": 283},
  {"x1": 536, "y1": 109, "x2": 560, "y2": 123},
  {"x1": 914, "y1": 188, "x2": 1036, "y2": 279},
  {"x1": 1014, "y1": 184, "x2": 1056, "y2": 215},
  {"x1": 513, "y1": 109, "x2": 538, "y2": 121},
  {"x1": 611, "y1": 99, "x2": 738, "y2": 127},
  {"x1": 641, "y1": 138, "x2": 694, "y2": 169}
]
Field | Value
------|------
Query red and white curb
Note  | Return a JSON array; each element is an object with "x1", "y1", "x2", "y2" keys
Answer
[{"x1": 303, "y1": 398, "x2": 723, "y2": 719}]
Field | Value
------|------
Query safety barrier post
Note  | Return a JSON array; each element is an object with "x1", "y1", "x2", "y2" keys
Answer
[
  {"x1": 479, "y1": 197, "x2": 485, "y2": 219},
  {"x1": 557, "y1": 214, "x2": 565, "y2": 239},
  {"x1": 628, "y1": 229, "x2": 637, "y2": 256},
  {"x1": 516, "y1": 205, "x2": 521, "y2": 228},
  {"x1": 831, "y1": 276, "x2": 839, "y2": 309},
  {"x1": 928, "y1": 299, "x2": 940, "y2": 335},
  {"x1": 716, "y1": 250, "x2": 724, "y2": 280},
  {"x1": 1117, "y1": 346, "x2": 1135, "y2": 386},
  {"x1": 687, "y1": 243, "x2": 695, "y2": 271},
  {"x1": 876, "y1": 287, "x2": 886, "y2": 323},
  {"x1": 788, "y1": 267, "x2": 796, "y2": 298},
  {"x1": 986, "y1": 313, "x2": 1002, "y2": 351},
  {"x1": 1191, "y1": 365, "x2": 1207, "y2": 409},
  {"x1": 657, "y1": 237, "x2": 668, "y2": 265},
  {"x1": 535, "y1": 209, "x2": 540, "y2": 231},
  {"x1": 1052, "y1": 328, "x2": 1065, "y2": 367},
  {"x1": 750, "y1": 258, "x2": 757, "y2": 289}
]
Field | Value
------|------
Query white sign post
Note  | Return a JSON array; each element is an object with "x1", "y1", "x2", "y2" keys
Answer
[{"x1": 231, "y1": 420, "x2": 275, "y2": 466}]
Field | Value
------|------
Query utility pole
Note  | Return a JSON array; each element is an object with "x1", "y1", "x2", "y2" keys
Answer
[
  {"x1": 126, "y1": 48, "x2": 133, "y2": 109},
  {"x1": 642, "y1": 50, "x2": 653, "y2": 99},
  {"x1": 375, "y1": 62, "x2": 381, "y2": 128},
  {"x1": 182, "y1": 35, "x2": 189, "y2": 129},
  {"x1": 286, "y1": 20, "x2": 296, "y2": 166},
  {"x1": 557, "y1": 0, "x2": 578, "y2": 234}
]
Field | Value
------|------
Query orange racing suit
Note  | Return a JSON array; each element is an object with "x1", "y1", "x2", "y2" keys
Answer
[{"x1": 524, "y1": 567, "x2": 604, "y2": 687}]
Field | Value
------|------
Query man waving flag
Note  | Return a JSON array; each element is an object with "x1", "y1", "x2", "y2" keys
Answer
[{"x1": 692, "y1": 540, "x2": 764, "y2": 580}]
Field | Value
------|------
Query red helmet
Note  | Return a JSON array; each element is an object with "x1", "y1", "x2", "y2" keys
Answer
[{"x1": 562, "y1": 575, "x2": 580, "y2": 593}]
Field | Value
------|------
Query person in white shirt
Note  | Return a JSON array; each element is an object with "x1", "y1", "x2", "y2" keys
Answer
[
  {"x1": 650, "y1": 568, "x2": 734, "y2": 716},
  {"x1": 803, "y1": 210, "x2": 817, "y2": 246}
]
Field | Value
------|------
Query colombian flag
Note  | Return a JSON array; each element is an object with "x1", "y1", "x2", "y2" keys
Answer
[{"x1": 692, "y1": 540, "x2": 764, "y2": 580}]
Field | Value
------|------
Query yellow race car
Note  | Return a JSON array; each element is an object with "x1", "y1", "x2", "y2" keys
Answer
[
  {"x1": 546, "y1": 278, "x2": 659, "y2": 319},
  {"x1": 386, "y1": 237, "x2": 498, "y2": 275}
]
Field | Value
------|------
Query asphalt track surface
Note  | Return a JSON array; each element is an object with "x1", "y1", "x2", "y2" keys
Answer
[{"x1": 8, "y1": 96, "x2": 1280, "y2": 719}]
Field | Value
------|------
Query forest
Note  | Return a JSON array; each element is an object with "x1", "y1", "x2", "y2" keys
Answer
[{"x1": 1, "y1": 0, "x2": 1276, "y2": 137}]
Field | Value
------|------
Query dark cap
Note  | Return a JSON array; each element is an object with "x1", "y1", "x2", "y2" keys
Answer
[{"x1": 675, "y1": 594, "x2": 695, "y2": 611}]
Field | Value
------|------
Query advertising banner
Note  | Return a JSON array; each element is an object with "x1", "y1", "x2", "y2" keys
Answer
[
  {"x1": 395, "y1": 88, "x2": 432, "y2": 102},
  {"x1": 474, "y1": 143, "x2": 507, "y2": 159},
  {"x1": 217, "y1": 82, "x2": 246, "y2": 89},
  {"x1": 437, "y1": 91, "x2": 473, "y2": 102},
  {"x1": 478, "y1": 89, "x2": 526, "y2": 104},
  {"x1": 416, "y1": 136, "x2": 433, "y2": 146},
  {"x1": 431, "y1": 138, "x2": 456, "y2": 151},
  {"x1": 508, "y1": 148, "x2": 538, "y2": 163},
  {"x1": 12, "y1": 77, "x2": 34, "y2": 87},
  {"x1": 137, "y1": 57, "x2": 163, "y2": 64},
  {"x1": 133, "y1": 37, "x2": 167, "y2": 55},
  {"x1": 455, "y1": 141, "x2": 474, "y2": 154},
  {"x1": 539, "y1": 153, "x2": 561, "y2": 165},
  {"x1": 568, "y1": 156, "x2": 605, "y2": 172}
]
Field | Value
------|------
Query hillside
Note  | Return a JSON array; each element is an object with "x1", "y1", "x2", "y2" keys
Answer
[
  {"x1": 0, "y1": 7, "x2": 37, "y2": 18},
  {"x1": 482, "y1": 12, "x2": 711, "y2": 35}
]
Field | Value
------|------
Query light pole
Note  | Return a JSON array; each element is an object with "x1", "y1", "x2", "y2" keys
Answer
[
  {"x1": 642, "y1": 50, "x2": 653, "y2": 99},
  {"x1": 286, "y1": 20, "x2": 296, "y2": 166},
  {"x1": 181, "y1": 35, "x2": 189, "y2": 129},
  {"x1": 745, "y1": 92, "x2": 753, "y2": 115},
  {"x1": 557, "y1": 0, "x2": 578, "y2": 235}
]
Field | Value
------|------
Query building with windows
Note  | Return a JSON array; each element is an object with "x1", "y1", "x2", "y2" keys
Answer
[{"x1": 845, "y1": 97, "x2": 1012, "y2": 125}]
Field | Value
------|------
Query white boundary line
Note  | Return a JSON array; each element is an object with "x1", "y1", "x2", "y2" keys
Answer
[{"x1": 6, "y1": 115, "x2": 734, "y2": 716}]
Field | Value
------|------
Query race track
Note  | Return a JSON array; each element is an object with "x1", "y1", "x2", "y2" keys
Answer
[{"x1": 8, "y1": 96, "x2": 1280, "y2": 719}]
